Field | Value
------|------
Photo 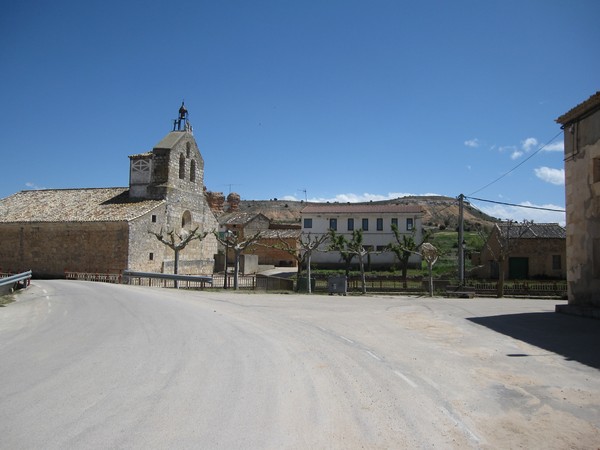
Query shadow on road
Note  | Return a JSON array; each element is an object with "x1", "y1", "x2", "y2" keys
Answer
[{"x1": 468, "y1": 312, "x2": 600, "y2": 370}]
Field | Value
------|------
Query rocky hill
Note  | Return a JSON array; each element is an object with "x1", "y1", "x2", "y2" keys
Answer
[{"x1": 233, "y1": 196, "x2": 497, "y2": 231}]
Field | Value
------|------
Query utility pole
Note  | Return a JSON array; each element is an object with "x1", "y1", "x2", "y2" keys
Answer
[{"x1": 458, "y1": 194, "x2": 465, "y2": 286}]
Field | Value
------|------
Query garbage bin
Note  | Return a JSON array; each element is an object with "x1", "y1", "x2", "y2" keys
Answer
[{"x1": 328, "y1": 276, "x2": 347, "y2": 295}]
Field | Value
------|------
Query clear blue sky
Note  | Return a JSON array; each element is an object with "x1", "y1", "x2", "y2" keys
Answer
[{"x1": 2, "y1": 0, "x2": 598, "y2": 225}]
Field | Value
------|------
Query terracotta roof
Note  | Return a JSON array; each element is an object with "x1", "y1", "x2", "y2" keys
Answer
[
  {"x1": 556, "y1": 91, "x2": 600, "y2": 125},
  {"x1": 0, "y1": 188, "x2": 164, "y2": 223},
  {"x1": 301, "y1": 203, "x2": 423, "y2": 214},
  {"x1": 497, "y1": 222, "x2": 566, "y2": 239}
]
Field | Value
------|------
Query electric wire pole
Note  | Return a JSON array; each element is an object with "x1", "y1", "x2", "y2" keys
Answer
[{"x1": 458, "y1": 194, "x2": 465, "y2": 286}]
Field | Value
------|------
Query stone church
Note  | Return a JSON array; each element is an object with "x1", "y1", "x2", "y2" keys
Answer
[{"x1": 0, "y1": 104, "x2": 218, "y2": 277}]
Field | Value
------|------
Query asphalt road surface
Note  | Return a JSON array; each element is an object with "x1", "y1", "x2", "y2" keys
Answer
[{"x1": 1, "y1": 281, "x2": 598, "y2": 449}]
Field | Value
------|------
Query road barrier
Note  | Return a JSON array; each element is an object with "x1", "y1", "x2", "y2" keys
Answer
[{"x1": 0, "y1": 270, "x2": 32, "y2": 295}]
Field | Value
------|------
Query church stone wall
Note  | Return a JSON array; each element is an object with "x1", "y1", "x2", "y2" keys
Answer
[
  {"x1": 564, "y1": 113, "x2": 600, "y2": 305},
  {"x1": 0, "y1": 222, "x2": 129, "y2": 278}
]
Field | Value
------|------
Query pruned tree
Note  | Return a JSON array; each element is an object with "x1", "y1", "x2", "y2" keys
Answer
[
  {"x1": 481, "y1": 220, "x2": 532, "y2": 298},
  {"x1": 268, "y1": 232, "x2": 329, "y2": 293},
  {"x1": 214, "y1": 230, "x2": 263, "y2": 290},
  {"x1": 420, "y1": 242, "x2": 439, "y2": 297},
  {"x1": 149, "y1": 226, "x2": 209, "y2": 288},
  {"x1": 329, "y1": 229, "x2": 375, "y2": 294},
  {"x1": 386, "y1": 224, "x2": 430, "y2": 288},
  {"x1": 328, "y1": 229, "x2": 359, "y2": 277}
]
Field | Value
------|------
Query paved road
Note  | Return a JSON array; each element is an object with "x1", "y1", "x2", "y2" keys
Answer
[{"x1": 1, "y1": 281, "x2": 598, "y2": 449}]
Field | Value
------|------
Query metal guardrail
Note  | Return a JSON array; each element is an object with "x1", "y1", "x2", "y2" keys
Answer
[
  {"x1": 122, "y1": 270, "x2": 213, "y2": 289},
  {"x1": 0, "y1": 270, "x2": 32, "y2": 295}
]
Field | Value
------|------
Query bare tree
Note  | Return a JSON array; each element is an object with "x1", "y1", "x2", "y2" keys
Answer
[
  {"x1": 268, "y1": 232, "x2": 329, "y2": 293},
  {"x1": 214, "y1": 230, "x2": 263, "y2": 290},
  {"x1": 420, "y1": 242, "x2": 439, "y2": 297},
  {"x1": 481, "y1": 221, "x2": 532, "y2": 298},
  {"x1": 149, "y1": 226, "x2": 209, "y2": 288}
]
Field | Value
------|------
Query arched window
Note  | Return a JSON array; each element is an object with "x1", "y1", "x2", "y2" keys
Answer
[
  {"x1": 190, "y1": 160, "x2": 196, "y2": 183},
  {"x1": 182, "y1": 210, "x2": 192, "y2": 229},
  {"x1": 186, "y1": 142, "x2": 191, "y2": 158},
  {"x1": 179, "y1": 154, "x2": 185, "y2": 180}
]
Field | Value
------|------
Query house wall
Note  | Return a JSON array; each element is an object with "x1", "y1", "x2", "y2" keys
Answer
[
  {"x1": 564, "y1": 107, "x2": 600, "y2": 305},
  {"x1": 247, "y1": 237, "x2": 298, "y2": 267},
  {"x1": 0, "y1": 222, "x2": 129, "y2": 277},
  {"x1": 475, "y1": 227, "x2": 566, "y2": 280},
  {"x1": 301, "y1": 212, "x2": 423, "y2": 268}
]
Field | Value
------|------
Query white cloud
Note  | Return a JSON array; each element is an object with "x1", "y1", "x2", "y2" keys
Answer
[
  {"x1": 521, "y1": 137, "x2": 538, "y2": 152},
  {"x1": 534, "y1": 167, "x2": 565, "y2": 185},
  {"x1": 477, "y1": 201, "x2": 566, "y2": 226},
  {"x1": 25, "y1": 182, "x2": 45, "y2": 190},
  {"x1": 543, "y1": 141, "x2": 564, "y2": 152},
  {"x1": 464, "y1": 138, "x2": 480, "y2": 148},
  {"x1": 510, "y1": 150, "x2": 523, "y2": 160}
]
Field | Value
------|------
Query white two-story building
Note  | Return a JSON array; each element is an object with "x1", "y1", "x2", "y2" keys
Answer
[{"x1": 300, "y1": 203, "x2": 424, "y2": 269}]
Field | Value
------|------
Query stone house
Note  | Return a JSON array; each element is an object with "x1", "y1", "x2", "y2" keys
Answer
[
  {"x1": 472, "y1": 222, "x2": 566, "y2": 280},
  {"x1": 556, "y1": 91, "x2": 600, "y2": 313},
  {"x1": 0, "y1": 110, "x2": 218, "y2": 277},
  {"x1": 300, "y1": 203, "x2": 424, "y2": 269},
  {"x1": 216, "y1": 211, "x2": 300, "y2": 268}
]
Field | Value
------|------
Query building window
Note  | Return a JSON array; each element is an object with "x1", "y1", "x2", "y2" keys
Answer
[
  {"x1": 329, "y1": 218, "x2": 337, "y2": 231},
  {"x1": 179, "y1": 154, "x2": 186, "y2": 180},
  {"x1": 347, "y1": 218, "x2": 354, "y2": 231},
  {"x1": 186, "y1": 142, "x2": 191, "y2": 158},
  {"x1": 190, "y1": 160, "x2": 196, "y2": 183},
  {"x1": 376, "y1": 245, "x2": 387, "y2": 251},
  {"x1": 406, "y1": 218, "x2": 414, "y2": 231},
  {"x1": 391, "y1": 218, "x2": 398, "y2": 229},
  {"x1": 552, "y1": 255, "x2": 561, "y2": 270},
  {"x1": 151, "y1": 214, "x2": 157, "y2": 223},
  {"x1": 182, "y1": 210, "x2": 192, "y2": 229},
  {"x1": 594, "y1": 157, "x2": 600, "y2": 183},
  {"x1": 303, "y1": 218, "x2": 313, "y2": 229},
  {"x1": 149, "y1": 252, "x2": 154, "y2": 261},
  {"x1": 376, "y1": 218, "x2": 383, "y2": 231},
  {"x1": 362, "y1": 218, "x2": 369, "y2": 231}
]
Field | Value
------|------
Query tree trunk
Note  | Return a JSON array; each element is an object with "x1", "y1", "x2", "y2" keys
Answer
[
  {"x1": 401, "y1": 258, "x2": 408, "y2": 289},
  {"x1": 428, "y1": 262, "x2": 434, "y2": 297},
  {"x1": 307, "y1": 253, "x2": 312, "y2": 294},
  {"x1": 174, "y1": 248, "x2": 180, "y2": 289},
  {"x1": 497, "y1": 257, "x2": 505, "y2": 298},
  {"x1": 233, "y1": 250, "x2": 240, "y2": 290},
  {"x1": 359, "y1": 254, "x2": 366, "y2": 294}
]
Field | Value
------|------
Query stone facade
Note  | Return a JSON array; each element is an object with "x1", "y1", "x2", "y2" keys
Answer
[
  {"x1": 556, "y1": 91, "x2": 600, "y2": 309},
  {"x1": 0, "y1": 221, "x2": 129, "y2": 276},
  {"x1": 473, "y1": 222, "x2": 566, "y2": 280},
  {"x1": 0, "y1": 119, "x2": 218, "y2": 277}
]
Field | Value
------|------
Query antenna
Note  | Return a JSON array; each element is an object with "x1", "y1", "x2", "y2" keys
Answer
[
  {"x1": 298, "y1": 188, "x2": 307, "y2": 201},
  {"x1": 223, "y1": 184, "x2": 242, "y2": 194}
]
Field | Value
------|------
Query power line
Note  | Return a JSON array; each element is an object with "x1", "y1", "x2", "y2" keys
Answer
[
  {"x1": 468, "y1": 130, "x2": 564, "y2": 196},
  {"x1": 466, "y1": 195, "x2": 565, "y2": 213}
]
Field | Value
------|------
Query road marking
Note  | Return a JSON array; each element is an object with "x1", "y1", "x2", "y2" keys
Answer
[
  {"x1": 339, "y1": 335, "x2": 354, "y2": 344},
  {"x1": 439, "y1": 406, "x2": 480, "y2": 443},
  {"x1": 365, "y1": 350, "x2": 381, "y2": 361},
  {"x1": 394, "y1": 370, "x2": 418, "y2": 388}
]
